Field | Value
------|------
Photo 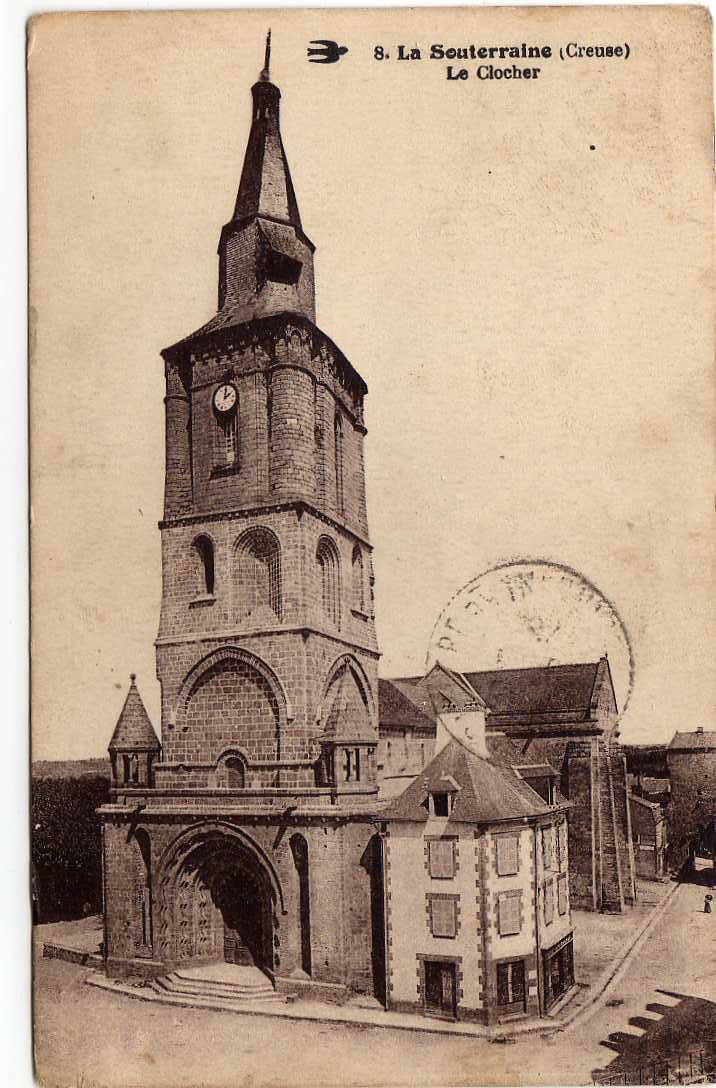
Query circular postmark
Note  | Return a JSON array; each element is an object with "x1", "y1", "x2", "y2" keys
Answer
[{"x1": 425, "y1": 558, "x2": 634, "y2": 719}]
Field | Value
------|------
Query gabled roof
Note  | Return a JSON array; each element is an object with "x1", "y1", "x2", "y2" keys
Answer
[
  {"x1": 382, "y1": 738, "x2": 552, "y2": 825},
  {"x1": 669, "y1": 730, "x2": 716, "y2": 752},
  {"x1": 378, "y1": 678, "x2": 436, "y2": 730},
  {"x1": 381, "y1": 658, "x2": 613, "y2": 729},
  {"x1": 464, "y1": 662, "x2": 601, "y2": 719},
  {"x1": 108, "y1": 676, "x2": 160, "y2": 752}
]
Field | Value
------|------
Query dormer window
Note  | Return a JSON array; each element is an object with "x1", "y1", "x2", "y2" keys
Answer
[{"x1": 431, "y1": 792, "x2": 452, "y2": 818}]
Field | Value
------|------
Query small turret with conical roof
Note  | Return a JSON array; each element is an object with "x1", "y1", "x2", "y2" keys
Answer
[{"x1": 108, "y1": 674, "x2": 161, "y2": 788}]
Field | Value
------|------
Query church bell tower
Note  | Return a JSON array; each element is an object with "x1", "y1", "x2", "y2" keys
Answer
[
  {"x1": 157, "y1": 34, "x2": 380, "y2": 793},
  {"x1": 99, "y1": 36, "x2": 385, "y2": 1000}
]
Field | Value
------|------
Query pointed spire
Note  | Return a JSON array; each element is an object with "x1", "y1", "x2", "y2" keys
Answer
[
  {"x1": 214, "y1": 33, "x2": 316, "y2": 322},
  {"x1": 231, "y1": 32, "x2": 302, "y2": 230},
  {"x1": 108, "y1": 674, "x2": 161, "y2": 752},
  {"x1": 260, "y1": 29, "x2": 271, "y2": 82}
]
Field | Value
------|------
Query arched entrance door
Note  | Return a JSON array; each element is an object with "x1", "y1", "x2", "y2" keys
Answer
[
  {"x1": 162, "y1": 832, "x2": 277, "y2": 974},
  {"x1": 210, "y1": 862, "x2": 267, "y2": 966}
]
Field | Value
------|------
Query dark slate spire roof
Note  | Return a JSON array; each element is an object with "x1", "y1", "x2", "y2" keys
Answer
[
  {"x1": 108, "y1": 675, "x2": 160, "y2": 752},
  {"x1": 382, "y1": 738, "x2": 552, "y2": 825},
  {"x1": 231, "y1": 31, "x2": 303, "y2": 231}
]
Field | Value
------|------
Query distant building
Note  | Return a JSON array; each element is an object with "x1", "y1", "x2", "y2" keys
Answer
[
  {"x1": 666, "y1": 729, "x2": 716, "y2": 869},
  {"x1": 629, "y1": 794, "x2": 667, "y2": 880},
  {"x1": 379, "y1": 657, "x2": 637, "y2": 912},
  {"x1": 380, "y1": 698, "x2": 575, "y2": 1024}
]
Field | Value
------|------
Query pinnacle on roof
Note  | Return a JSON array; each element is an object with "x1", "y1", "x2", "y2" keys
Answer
[
  {"x1": 260, "y1": 28, "x2": 271, "y2": 82},
  {"x1": 108, "y1": 674, "x2": 160, "y2": 752}
]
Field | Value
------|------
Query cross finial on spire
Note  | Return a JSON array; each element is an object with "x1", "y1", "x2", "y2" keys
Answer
[{"x1": 260, "y1": 29, "x2": 271, "y2": 81}]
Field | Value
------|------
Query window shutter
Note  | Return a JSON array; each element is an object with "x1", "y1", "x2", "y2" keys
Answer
[
  {"x1": 496, "y1": 834, "x2": 519, "y2": 876},
  {"x1": 544, "y1": 878, "x2": 555, "y2": 924},
  {"x1": 429, "y1": 897, "x2": 457, "y2": 938},
  {"x1": 557, "y1": 873, "x2": 568, "y2": 915},
  {"x1": 428, "y1": 840, "x2": 455, "y2": 879},
  {"x1": 497, "y1": 892, "x2": 521, "y2": 936},
  {"x1": 542, "y1": 827, "x2": 553, "y2": 870}
]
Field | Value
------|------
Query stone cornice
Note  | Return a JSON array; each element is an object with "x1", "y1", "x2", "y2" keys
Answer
[
  {"x1": 159, "y1": 498, "x2": 373, "y2": 550},
  {"x1": 155, "y1": 622, "x2": 380, "y2": 659}
]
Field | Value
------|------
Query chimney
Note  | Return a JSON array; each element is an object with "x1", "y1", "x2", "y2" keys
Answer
[{"x1": 436, "y1": 703, "x2": 489, "y2": 759}]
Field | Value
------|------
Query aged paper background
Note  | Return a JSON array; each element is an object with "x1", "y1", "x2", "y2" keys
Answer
[
  {"x1": 30, "y1": 7, "x2": 714, "y2": 766},
  {"x1": 28, "y1": 5, "x2": 713, "y2": 1086}
]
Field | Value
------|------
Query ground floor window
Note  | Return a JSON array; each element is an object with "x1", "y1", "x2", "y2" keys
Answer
[
  {"x1": 542, "y1": 934, "x2": 574, "y2": 1010},
  {"x1": 422, "y1": 959, "x2": 458, "y2": 1019},
  {"x1": 496, "y1": 959, "x2": 526, "y2": 1010}
]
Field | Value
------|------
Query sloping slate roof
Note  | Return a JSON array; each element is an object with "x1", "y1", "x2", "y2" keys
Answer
[
  {"x1": 320, "y1": 668, "x2": 371, "y2": 741},
  {"x1": 382, "y1": 739, "x2": 551, "y2": 824},
  {"x1": 484, "y1": 733, "x2": 524, "y2": 766},
  {"x1": 464, "y1": 662, "x2": 599, "y2": 718},
  {"x1": 378, "y1": 678, "x2": 436, "y2": 729},
  {"x1": 109, "y1": 677, "x2": 160, "y2": 752},
  {"x1": 233, "y1": 82, "x2": 302, "y2": 230},
  {"x1": 381, "y1": 661, "x2": 601, "y2": 726},
  {"x1": 669, "y1": 730, "x2": 716, "y2": 751}
]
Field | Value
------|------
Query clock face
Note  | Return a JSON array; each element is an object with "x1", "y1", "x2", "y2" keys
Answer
[{"x1": 213, "y1": 383, "x2": 237, "y2": 413}]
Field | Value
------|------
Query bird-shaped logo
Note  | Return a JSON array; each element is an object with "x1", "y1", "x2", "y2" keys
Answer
[{"x1": 307, "y1": 40, "x2": 349, "y2": 64}]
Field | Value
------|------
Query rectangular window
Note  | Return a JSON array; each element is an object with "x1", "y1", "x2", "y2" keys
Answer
[
  {"x1": 432, "y1": 792, "x2": 450, "y2": 817},
  {"x1": 428, "y1": 895, "x2": 458, "y2": 938},
  {"x1": 542, "y1": 827, "x2": 553, "y2": 871},
  {"x1": 497, "y1": 891, "x2": 522, "y2": 937},
  {"x1": 495, "y1": 834, "x2": 520, "y2": 876},
  {"x1": 557, "y1": 873, "x2": 568, "y2": 916},
  {"x1": 428, "y1": 839, "x2": 456, "y2": 880},
  {"x1": 496, "y1": 960, "x2": 526, "y2": 1007},
  {"x1": 544, "y1": 877, "x2": 555, "y2": 924}
]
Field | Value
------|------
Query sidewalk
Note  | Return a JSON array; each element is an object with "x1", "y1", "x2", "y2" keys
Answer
[
  {"x1": 40, "y1": 914, "x2": 104, "y2": 966},
  {"x1": 44, "y1": 877, "x2": 681, "y2": 1042}
]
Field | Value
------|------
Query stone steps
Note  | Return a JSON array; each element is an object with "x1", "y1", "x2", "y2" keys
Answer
[{"x1": 151, "y1": 965, "x2": 284, "y2": 1004}]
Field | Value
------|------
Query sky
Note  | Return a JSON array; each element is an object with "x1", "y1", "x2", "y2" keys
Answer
[{"x1": 29, "y1": 7, "x2": 714, "y2": 759}]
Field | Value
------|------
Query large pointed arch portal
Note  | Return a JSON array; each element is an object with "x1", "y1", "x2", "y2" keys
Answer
[{"x1": 157, "y1": 823, "x2": 285, "y2": 975}]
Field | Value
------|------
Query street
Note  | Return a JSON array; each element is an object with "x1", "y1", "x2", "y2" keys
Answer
[{"x1": 34, "y1": 867, "x2": 716, "y2": 1088}]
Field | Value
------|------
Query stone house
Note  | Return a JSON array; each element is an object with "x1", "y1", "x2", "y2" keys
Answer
[{"x1": 380, "y1": 708, "x2": 575, "y2": 1024}]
